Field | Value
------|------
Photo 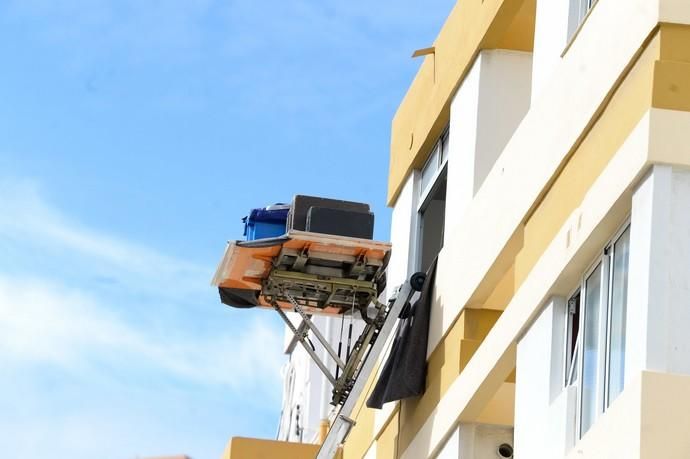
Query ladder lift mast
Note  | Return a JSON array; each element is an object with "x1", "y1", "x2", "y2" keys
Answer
[
  {"x1": 269, "y1": 271, "x2": 424, "y2": 459},
  {"x1": 314, "y1": 275, "x2": 424, "y2": 459}
]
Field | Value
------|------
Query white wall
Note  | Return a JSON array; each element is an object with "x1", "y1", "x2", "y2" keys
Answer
[
  {"x1": 514, "y1": 297, "x2": 575, "y2": 459},
  {"x1": 389, "y1": 172, "x2": 417, "y2": 287},
  {"x1": 436, "y1": 426, "x2": 460, "y2": 459},
  {"x1": 437, "y1": 423, "x2": 514, "y2": 459},
  {"x1": 531, "y1": 0, "x2": 571, "y2": 104},
  {"x1": 627, "y1": 165, "x2": 690, "y2": 380},
  {"x1": 446, "y1": 50, "x2": 532, "y2": 242}
]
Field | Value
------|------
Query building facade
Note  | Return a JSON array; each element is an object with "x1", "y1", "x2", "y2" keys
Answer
[
  {"x1": 224, "y1": 0, "x2": 690, "y2": 458},
  {"x1": 344, "y1": 0, "x2": 690, "y2": 457}
]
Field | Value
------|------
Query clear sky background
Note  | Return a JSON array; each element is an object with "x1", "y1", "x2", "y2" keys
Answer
[{"x1": 0, "y1": 1, "x2": 455, "y2": 458}]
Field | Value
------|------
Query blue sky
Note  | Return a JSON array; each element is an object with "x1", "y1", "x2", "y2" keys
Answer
[{"x1": 0, "y1": 1, "x2": 454, "y2": 458}]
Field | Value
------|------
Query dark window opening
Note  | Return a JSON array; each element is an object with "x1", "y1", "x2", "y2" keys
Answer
[{"x1": 418, "y1": 170, "x2": 447, "y2": 273}]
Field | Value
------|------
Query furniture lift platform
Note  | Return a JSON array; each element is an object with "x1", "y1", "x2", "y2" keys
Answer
[
  {"x1": 212, "y1": 230, "x2": 391, "y2": 316},
  {"x1": 212, "y1": 230, "x2": 425, "y2": 458}
]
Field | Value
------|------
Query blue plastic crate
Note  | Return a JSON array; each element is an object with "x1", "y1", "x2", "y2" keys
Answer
[{"x1": 243, "y1": 204, "x2": 289, "y2": 241}]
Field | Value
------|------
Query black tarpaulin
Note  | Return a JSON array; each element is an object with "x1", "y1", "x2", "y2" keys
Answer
[{"x1": 366, "y1": 258, "x2": 438, "y2": 409}]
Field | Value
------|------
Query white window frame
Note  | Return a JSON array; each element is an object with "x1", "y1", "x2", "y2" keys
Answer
[
  {"x1": 567, "y1": 0, "x2": 597, "y2": 40},
  {"x1": 564, "y1": 288, "x2": 581, "y2": 387},
  {"x1": 565, "y1": 220, "x2": 631, "y2": 440},
  {"x1": 577, "y1": 256, "x2": 609, "y2": 437},
  {"x1": 417, "y1": 127, "x2": 449, "y2": 211}
]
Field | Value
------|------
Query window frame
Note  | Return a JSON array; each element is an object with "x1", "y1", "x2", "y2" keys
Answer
[
  {"x1": 563, "y1": 0, "x2": 600, "y2": 57},
  {"x1": 577, "y1": 257, "x2": 608, "y2": 437},
  {"x1": 568, "y1": 0, "x2": 596, "y2": 39},
  {"x1": 417, "y1": 126, "x2": 450, "y2": 212},
  {"x1": 565, "y1": 219, "x2": 631, "y2": 440},
  {"x1": 603, "y1": 222, "x2": 631, "y2": 408},
  {"x1": 564, "y1": 288, "x2": 581, "y2": 387},
  {"x1": 411, "y1": 126, "x2": 450, "y2": 272}
]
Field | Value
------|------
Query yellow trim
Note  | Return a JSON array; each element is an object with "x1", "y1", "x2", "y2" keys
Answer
[
  {"x1": 387, "y1": 0, "x2": 536, "y2": 205},
  {"x1": 375, "y1": 409, "x2": 400, "y2": 459},
  {"x1": 222, "y1": 437, "x2": 324, "y2": 459},
  {"x1": 341, "y1": 372, "x2": 377, "y2": 459},
  {"x1": 513, "y1": 32, "x2": 659, "y2": 288},
  {"x1": 652, "y1": 61, "x2": 690, "y2": 111}
]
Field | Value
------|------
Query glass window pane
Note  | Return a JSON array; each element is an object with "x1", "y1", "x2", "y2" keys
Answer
[
  {"x1": 420, "y1": 143, "x2": 440, "y2": 194},
  {"x1": 607, "y1": 226, "x2": 631, "y2": 405},
  {"x1": 581, "y1": 263, "x2": 603, "y2": 436},
  {"x1": 579, "y1": 0, "x2": 586, "y2": 18}
]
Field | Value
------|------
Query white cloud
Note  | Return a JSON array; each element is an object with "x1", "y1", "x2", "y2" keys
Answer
[
  {"x1": 0, "y1": 275, "x2": 283, "y2": 390},
  {"x1": 0, "y1": 178, "x2": 195, "y2": 270},
  {"x1": 0, "y1": 177, "x2": 284, "y2": 391},
  {"x1": 0, "y1": 178, "x2": 208, "y2": 297}
]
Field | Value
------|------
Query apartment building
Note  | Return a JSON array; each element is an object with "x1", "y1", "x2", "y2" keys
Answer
[{"x1": 222, "y1": 0, "x2": 690, "y2": 458}]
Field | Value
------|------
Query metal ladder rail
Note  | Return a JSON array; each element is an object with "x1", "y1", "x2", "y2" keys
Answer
[{"x1": 316, "y1": 274, "x2": 424, "y2": 459}]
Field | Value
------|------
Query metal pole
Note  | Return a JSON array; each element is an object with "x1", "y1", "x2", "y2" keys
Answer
[{"x1": 272, "y1": 303, "x2": 338, "y2": 386}]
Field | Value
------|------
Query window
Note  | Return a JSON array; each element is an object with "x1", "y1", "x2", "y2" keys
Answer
[
  {"x1": 565, "y1": 291, "x2": 581, "y2": 386},
  {"x1": 565, "y1": 223, "x2": 631, "y2": 438},
  {"x1": 568, "y1": 0, "x2": 596, "y2": 40},
  {"x1": 418, "y1": 172, "x2": 446, "y2": 272},
  {"x1": 607, "y1": 228, "x2": 630, "y2": 403},
  {"x1": 580, "y1": 261, "x2": 604, "y2": 434},
  {"x1": 420, "y1": 127, "x2": 449, "y2": 197},
  {"x1": 415, "y1": 127, "x2": 449, "y2": 273}
]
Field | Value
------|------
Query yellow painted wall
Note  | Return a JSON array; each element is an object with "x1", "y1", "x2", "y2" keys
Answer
[
  {"x1": 341, "y1": 370, "x2": 378, "y2": 459},
  {"x1": 340, "y1": 309, "x2": 503, "y2": 458},
  {"x1": 639, "y1": 372, "x2": 690, "y2": 459},
  {"x1": 397, "y1": 309, "x2": 503, "y2": 452},
  {"x1": 387, "y1": 0, "x2": 536, "y2": 205},
  {"x1": 376, "y1": 410, "x2": 400, "y2": 459},
  {"x1": 512, "y1": 23, "x2": 690, "y2": 295},
  {"x1": 222, "y1": 437, "x2": 322, "y2": 459},
  {"x1": 564, "y1": 371, "x2": 690, "y2": 459},
  {"x1": 512, "y1": 33, "x2": 660, "y2": 289},
  {"x1": 652, "y1": 25, "x2": 690, "y2": 112}
]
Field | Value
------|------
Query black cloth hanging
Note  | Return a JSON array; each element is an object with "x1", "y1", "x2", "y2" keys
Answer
[{"x1": 366, "y1": 258, "x2": 438, "y2": 409}]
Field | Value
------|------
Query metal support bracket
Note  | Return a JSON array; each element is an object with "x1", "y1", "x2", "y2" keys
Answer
[
  {"x1": 272, "y1": 302, "x2": 338, "y2": 386},
  {"x1": 287, "y1": 294, "x2": 346, "y2": 371}
]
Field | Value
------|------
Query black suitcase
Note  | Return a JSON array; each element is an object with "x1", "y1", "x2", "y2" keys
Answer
[
  {"x1": 288, "y1": 195, "x2": 370, "y2": 232},
  {"x1": 306, "y1": 207, "x2": 375, "y2": 240}
]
